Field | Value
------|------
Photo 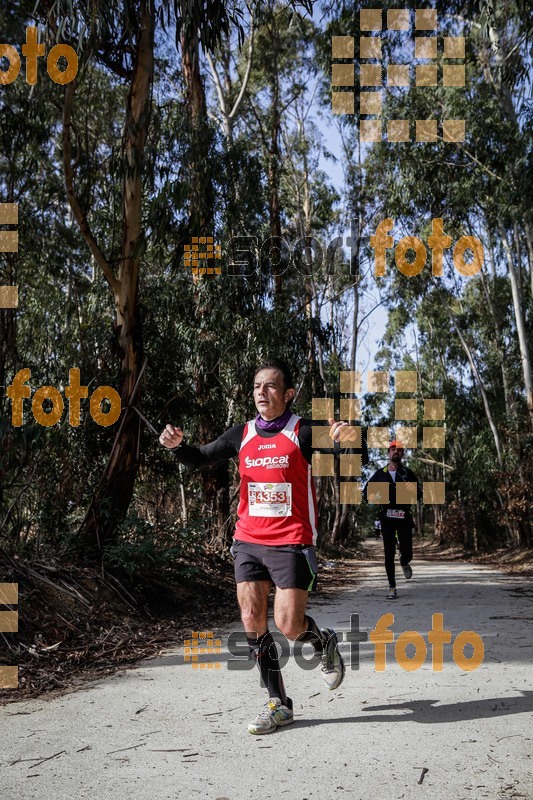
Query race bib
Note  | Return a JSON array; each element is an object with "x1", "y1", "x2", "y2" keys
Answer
[
  {"x1": 386, "y1": 509, "x2": 406, "y2": 519},
  {"x1": 248, "y1": 482, "x2": 292, "y2": 517}
]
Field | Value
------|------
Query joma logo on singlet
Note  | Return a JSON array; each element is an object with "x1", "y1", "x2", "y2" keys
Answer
[
  {"x1": 258, "y1": 443, "x2": 276, "y2": 450},
  {"x1": 244, "y1": 455, "x2": 289, "y2": 468}
]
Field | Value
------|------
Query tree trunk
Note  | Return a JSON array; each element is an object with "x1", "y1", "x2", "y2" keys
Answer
[
  {"x1": 206, "y1": 8, "x2": 255, "y2": 146},
  {"x1": 181, "y1": 29, "x2": 213, "y2": 232},
  {"x1": 181, "y1": 26, "x2": 230, "y2": 546},
  {"x1": 330, "y1": 455, "x2": 342, "y2": 544},
  {"x1": 446, "y1": 306, "x2": 504, "y2": 467},
  {"x1": 0, "y1": 251, "x2": 17, "y2": 391},
  {"x1": 500, "y1": 225, "x2": 533, "y2": 430},
  {"x1": 524, "y1": 220, "x2": 533, "y2": 299},
  {"x1": 267, "y1": 16, "x2": 283, "y2": 299},
  {"x1": 349, "y1": 217, "x2": 361, "y2": 373},
  {"x1": 63, "y1": 1, "x2": 155, "y2": 556},
  {"x1": 482, "y1": 11, "x2": 533, "y2": 428},
  {"x1": 268, "y1": 94, "x2": 283, "y2": 298},
  {"x1": 480, "y1": 247, "x2": 513, "y2": 418}
]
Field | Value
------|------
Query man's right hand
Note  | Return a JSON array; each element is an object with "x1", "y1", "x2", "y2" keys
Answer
[
  {"x1": 327, "y1": 417, "x2": 350, "y2": 443},
  {"x1": 159, "y1": 424, "x2": 184, "y2": 449}
]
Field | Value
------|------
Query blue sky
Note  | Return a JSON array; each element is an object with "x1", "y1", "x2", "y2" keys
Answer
[{"x1": 315, "y1": 112, "x2": 390, "y2": 373}]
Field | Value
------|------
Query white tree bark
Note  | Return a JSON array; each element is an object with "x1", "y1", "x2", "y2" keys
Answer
[
  {"x1": 206, "y1": 5, "x2": 255, "y2": 143},
  {"x1": 499, "y1": 224, "x2": 533, "y2": 429}
]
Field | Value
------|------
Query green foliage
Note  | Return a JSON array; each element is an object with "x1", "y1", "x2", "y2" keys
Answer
[
  {"x1": 1, "y1": 0, "x2": 531, "y2": 563},
  {"x1": 102, "y1": 512, "x2": 204, "y2": 580}
]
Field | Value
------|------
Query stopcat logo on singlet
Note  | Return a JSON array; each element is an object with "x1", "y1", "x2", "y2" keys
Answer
[{"x1": 244, "y1": 454, "x2": 289, "y2": 469}]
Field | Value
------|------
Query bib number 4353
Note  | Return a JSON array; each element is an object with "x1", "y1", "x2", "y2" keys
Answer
[{"x1": 248, "y1": 482, "x2": 292, "y2": 517}]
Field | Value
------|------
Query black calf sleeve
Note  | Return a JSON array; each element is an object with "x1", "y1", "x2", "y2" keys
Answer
[
  {"x1": 296, "y1": 615, "x2": 325, "y2": 654},
  {"x1": 246, "y1": 630, "x2": 288, "y2": 704}
]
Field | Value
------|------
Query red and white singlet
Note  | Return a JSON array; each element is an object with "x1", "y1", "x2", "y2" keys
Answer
[{"x1": 234, "y1": 414, "x2": 318, "y2": 546}]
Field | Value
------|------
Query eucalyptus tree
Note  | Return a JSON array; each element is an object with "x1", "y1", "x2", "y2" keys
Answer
[{"x1": 32, "y1": 0, "x2": 315, "y2": 555}]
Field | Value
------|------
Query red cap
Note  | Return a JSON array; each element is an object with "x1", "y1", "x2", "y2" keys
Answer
[{"x1": 388, "y1": 440, "x2": 405, "y2": 450}]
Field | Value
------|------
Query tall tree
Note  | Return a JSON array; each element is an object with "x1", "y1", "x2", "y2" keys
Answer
[{"x1": 60, "y1": 1, "x2": 155, "y2": 552}]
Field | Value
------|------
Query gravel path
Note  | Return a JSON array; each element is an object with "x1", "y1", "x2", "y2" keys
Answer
[{"x1": 2, "y1": 542, "x2": 532, "y2": 800}]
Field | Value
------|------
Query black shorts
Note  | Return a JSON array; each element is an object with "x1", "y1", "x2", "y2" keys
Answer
[{"x1": 230, "y1": 539, "x2": 318, "y2": 592}]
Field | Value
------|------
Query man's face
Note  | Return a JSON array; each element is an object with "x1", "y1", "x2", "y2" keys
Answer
[
  {"x1": 253, "y1": 368, "x2": 295, "y2": 421},
  {"x1": 389, "y1": 446, "x2": 404, "y2": 464}
]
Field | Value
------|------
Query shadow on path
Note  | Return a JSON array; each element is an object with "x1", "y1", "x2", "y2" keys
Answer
[{"x1": 290, "y1": 691, "x2": 533, "y2": 728}]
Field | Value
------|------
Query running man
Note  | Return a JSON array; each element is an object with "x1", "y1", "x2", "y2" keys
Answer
[
  {"x1": 159, "y1": 358, "x2": 368, "y2": 734},
  {"x1": 363, "y1": 441, "x2": 421, "y2": 599}
]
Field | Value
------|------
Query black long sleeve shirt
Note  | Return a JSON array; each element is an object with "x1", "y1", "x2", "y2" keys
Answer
[{"x1": 171, "y1": 418, "x2": 369, "y2": 470}]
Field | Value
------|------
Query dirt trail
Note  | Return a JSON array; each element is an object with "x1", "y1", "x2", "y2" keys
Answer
[{"x1": 2, "y1": 542, "x2": 532, "y2": 800}]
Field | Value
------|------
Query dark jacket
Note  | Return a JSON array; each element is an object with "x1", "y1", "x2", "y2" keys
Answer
[{"x1": 363, "y1": 463, "x2": 422, "y2": 519}]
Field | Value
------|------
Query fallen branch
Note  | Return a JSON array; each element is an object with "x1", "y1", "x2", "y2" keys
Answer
[
  {"x1": 418, "y1": 767, "x2": 429, "y2": 785},
  {"x1": 106, "y1": 743, "x2": 146, "y2": 755},
  {"x1": 13, "y1": 750, "x2": 67, "y2": 769}
]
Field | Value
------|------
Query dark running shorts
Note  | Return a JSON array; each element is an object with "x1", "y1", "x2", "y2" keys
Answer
[{"x1": 230, "y1": 539, "x2": 318, "y2": 592}]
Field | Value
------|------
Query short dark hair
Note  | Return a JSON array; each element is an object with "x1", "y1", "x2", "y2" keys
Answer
[{"x1": 253, "y1": 359, "x2": 295, "y2": 405}]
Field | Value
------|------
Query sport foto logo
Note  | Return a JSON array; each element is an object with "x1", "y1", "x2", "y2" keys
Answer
[
  {"x1": 0, "y1": 202, "x2": 18, "y2": 308},
  {"x1": 225, "y1": 218, "x2": 483, "y2": 280},
  {"x1": 371, "y1": 218, "x2": 483, "y2": 277},
  {"x1": 370, "y1": 612, "x2": 483, "y2": 672},
  {"x1": 312, "y1": 370, "x2": 446, "y2": 505},
  {"x1": 222, "y1": 613, "x2": 484, "y2": 673},
  {"x1": 332, "y1": 7, "x2": 466, "y2": 142},
  {"x1": 184, "y1": 237, "x2": 222, "y2": 278},
  {"x1": 0, "y1": 26, "x2": 78, "y2": 86},
  {"x1": 0, "y1": 583, "x2": 19, "y2": 689},
  {"x1": 6, "y1": 368, "x2": 122, "y2": 428},
  {"x1": 184, "y1": 631, "x2": 222, "y2": 669}
]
